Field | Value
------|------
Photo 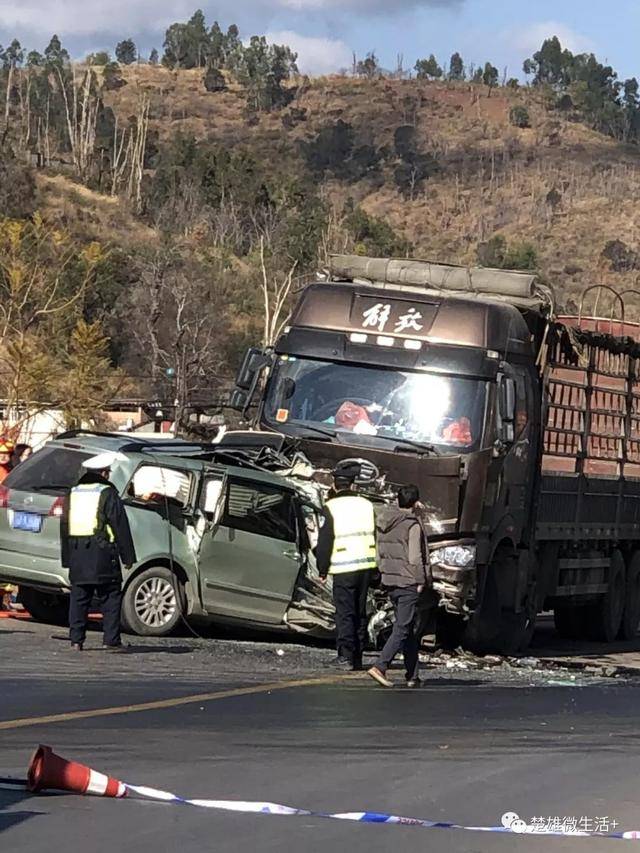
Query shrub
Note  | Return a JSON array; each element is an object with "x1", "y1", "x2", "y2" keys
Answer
[
  {"x1": 203, "y1": 67, "x2": 226, "y2": 93},
  {"x1": 509, "y1": 105, "x2": 531, "y2": 128},
  {"x1": 477, "y1": 235, "x2": 538, "y2": 271}
]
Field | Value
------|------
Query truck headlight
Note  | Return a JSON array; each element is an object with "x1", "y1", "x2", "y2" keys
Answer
[{"x1": 430, "y1": 545, "x2": 476, "y2": 568}]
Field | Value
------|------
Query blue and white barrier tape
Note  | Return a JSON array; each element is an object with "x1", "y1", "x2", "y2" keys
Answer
[
  {"x1": 2, "y1": 777, "x2": 638, "y2": 840},
  {"x1": 124, "y1": 784, "x2": 640, "y2": 841}
]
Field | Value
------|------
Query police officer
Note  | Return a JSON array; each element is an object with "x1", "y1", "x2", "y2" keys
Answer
[
  {"x1": 61, "y1": 451, "x2": 137, "y2": 651},
  {"x1": 316, "y1": 462, "x2": 376, "y2": 670}
]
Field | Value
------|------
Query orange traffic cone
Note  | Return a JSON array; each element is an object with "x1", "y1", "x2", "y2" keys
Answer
[{"x1": 27, "y1": 745, "x2": 126, "y2": 798}]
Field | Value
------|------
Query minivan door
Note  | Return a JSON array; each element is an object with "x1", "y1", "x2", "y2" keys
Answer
[{"x1": 197, "y1": 475, "x2": 303, "y2": 625}]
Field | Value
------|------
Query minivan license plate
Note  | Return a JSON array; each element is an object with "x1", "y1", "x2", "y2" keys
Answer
[{"x1": 11, "y1": 511, "x2": 42, "y2": 533}]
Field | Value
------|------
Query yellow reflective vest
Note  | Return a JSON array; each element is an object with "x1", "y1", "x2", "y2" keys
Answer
[
  {"x1": 326, "y1": 494, "x2": 376, "y2": 574},
  {"x1": 68, "y1": 483, "x2": 115, "y2": 541}
]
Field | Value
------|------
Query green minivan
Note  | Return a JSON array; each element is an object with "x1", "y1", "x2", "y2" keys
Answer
[{"x1": 0, "y1": 432, "x2": 334, "y2": 637}]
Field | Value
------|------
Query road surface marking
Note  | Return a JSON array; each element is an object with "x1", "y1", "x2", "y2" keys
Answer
[{"x1": 0, "y1": 674, "x2": 361, "y2": 731}]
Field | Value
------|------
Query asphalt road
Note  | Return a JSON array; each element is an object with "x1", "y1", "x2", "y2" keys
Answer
[{"x1": 2, "y1": 619, "x2": 640, "y2": 852}]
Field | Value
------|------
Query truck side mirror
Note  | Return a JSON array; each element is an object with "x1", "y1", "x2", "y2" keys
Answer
[
  {"x1": 234, "y1": 347, "x2": 270, "y2": 391},
  {"x1": 229, "y1": 388, "x2": 248, "y2": 412},
  {"x1": 497, "y1": 374, "x2": 516, "y2": 444}
]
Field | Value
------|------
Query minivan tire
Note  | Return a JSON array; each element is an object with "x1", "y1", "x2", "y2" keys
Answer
[
  {"x1": 19, "y1": 587, "x2": 69, "y2": 627},
  {"x1": 121, "y1": 567, "x2": 184, "y2": 637}
]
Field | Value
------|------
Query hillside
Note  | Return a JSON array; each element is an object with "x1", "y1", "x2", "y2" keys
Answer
[
  {"x1": 90, "y1": 66, "x2": 640, "y2": 309},
  {"x1": 3, "y1": 61, "x2": 640, "y2": 431}
]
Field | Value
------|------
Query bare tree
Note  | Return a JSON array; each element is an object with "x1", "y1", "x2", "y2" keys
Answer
[
  {"x1": 259, "y1": 236, "x2": 298, "y2": 347},
  {"x1": 126, "y1": 251, "x2": 227, "y2": 434},
  {"x1": 111, "y1": 95, "x2": 150, "y2": 212},
  {"x1": 58, "y1": 64, "x2": 101, "y2": 181}
]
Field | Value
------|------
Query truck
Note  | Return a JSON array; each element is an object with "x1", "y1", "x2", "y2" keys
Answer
[{"x1": 229, "y1": 254, "x2": 640, "y2": 653}]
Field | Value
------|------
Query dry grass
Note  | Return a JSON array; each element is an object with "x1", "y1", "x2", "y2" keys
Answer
[
  {"x1": 37, "y1": 173, "x2": 158, "y2": 248},
  {"x1": 80, "y1": 69, "x2": 640, "y2": 305}
]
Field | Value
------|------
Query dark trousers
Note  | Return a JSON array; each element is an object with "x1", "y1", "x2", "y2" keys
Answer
[
  {"x1": 332, "y1": 570, "x2": 370, "y2": 665},
  {"x1": 69, "y1": 582, "x2": 122, "y2": 646},
  {"x1": 376, "y1": 586, "x2": 420, "y2": 680}
]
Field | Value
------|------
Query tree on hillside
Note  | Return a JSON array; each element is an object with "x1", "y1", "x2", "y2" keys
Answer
[
  {"x1": 238, "y1": 36, "x2": 298, "y2": 112},
  {"x1": 0, "y1": 215, "x2": 119, "y2": 432},
  {"x1": 115, "y1": 39, "x2": 137, "y2": 65},
  {"x1": 188, "y1": 9, "x2": 210, "y2": 67},
  {"x1": 448, "y1": 52, "x2": 465, "y2": 80},
  {"x1": 482, "y1": 62, "x2": 499, "y2": 95},
  {"x1": 87, "y1": 51, "x2": 111, "y2": 66},
  {"x1": 356, "y1": 52, "x2": 380, "y2": 79},
  {"x1": 223, "y1": 24, "x2": 243, "y2": 72},
  {"x1": 162, "y1": 22, "x2": 192, "y2": 69},
  {"x1": 26, "y1": 50, "x2": 43, "y2": 66},
  {"x1": 124, "y1": 249, "x2": 227, "y2": 433},
  {"x1": 60, "y1": 320, "x2": 125, "y2": 427},
  {"x1": 415, "y1": 54, "x2": 442, "y2": 80},
  {"x1": 149, "y1": 48, "x2": 159, "y2": 64},
  {"x1": 3, "y1": 39, "x2": 24, "y2": 69},
  {"x1": 43, "y1": 34, "x2": 69, "y2": 70},
  {"x1": 523, "y1": 36, "x2": 572, "y2": 88}
]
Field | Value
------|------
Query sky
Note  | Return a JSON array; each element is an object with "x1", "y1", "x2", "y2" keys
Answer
[{"x1": 0, "y1": 0, "x2": 639, "y2": 81}]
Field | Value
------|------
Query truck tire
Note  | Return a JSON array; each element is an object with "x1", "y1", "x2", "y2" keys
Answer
[
  {"x1": 121, "y1": 567, "x2": 183, "y2": 637},
  {"x1": 466, "y1": 554, "x2": 535, "y2": 654},
  {"x1": 553, "y1": 605, "x2": 587, "y2": 639},
  {"x1": 585, "y1": 550, "x2": 625, "y2": 643},
  {"x1": 19, "y1": 587, "x2": 69, "y2": 627},
  {"x1": 437, "y1": 611, "x2": 466, "y2": 650},
  {"x1": 619, "y1": 552, "x2": 640, "y2": 641}
]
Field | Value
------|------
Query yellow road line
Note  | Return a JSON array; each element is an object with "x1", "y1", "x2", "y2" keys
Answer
[{"x1": 0, "y1": 674, "x2": 361, "y2": 731}]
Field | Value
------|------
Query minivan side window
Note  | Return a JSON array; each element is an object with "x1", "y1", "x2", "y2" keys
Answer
[
  {"x1": 129, "y1": 465, "x2": 192, "y2": 508},
  {"x1": 4, "y1": 447, "x2": 92, "y2": 495},
  {"x1": 222, "y1": 479, "x2": 296, "y2": 543}
]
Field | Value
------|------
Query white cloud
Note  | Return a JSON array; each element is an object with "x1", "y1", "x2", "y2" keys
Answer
[
  {"x1": 266, "y1": 29, "x2": 351, "y2": 74},
  {"x1": 278, "y1": 0, "x2": 461, "y2": 7},
  {"x1": 0, "y1": 0, "x2": 197, "y2": 38},
  {"x1": 510, "y1": 21, "x2": 595, "y2": 57},
  {"x1": 0, "y1": 0, "x2": 463, "y2": 39}
]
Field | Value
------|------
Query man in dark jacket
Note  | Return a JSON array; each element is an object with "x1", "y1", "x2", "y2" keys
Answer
[
  {"x1": 61, "y1": 451, "x2": 137, "y2": 651},
  {"x1": 367, "y1": 484, "x2": 429, "y2": 688}
]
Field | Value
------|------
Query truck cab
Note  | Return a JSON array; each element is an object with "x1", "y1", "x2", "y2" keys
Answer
[{"x1": 232, "y1": 255, "x2": 550, "y2": 651}]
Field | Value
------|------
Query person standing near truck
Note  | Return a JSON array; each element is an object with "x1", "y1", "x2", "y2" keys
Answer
[
  {"x1": 316, "y1": 462, "x2": 377, "y2": 671},
  {"x1": 61, "y1": 451, "x2": 137, "y2": 651},
  {"x1": 368, "y1": 484, "x2": 429, "y2": 688}
]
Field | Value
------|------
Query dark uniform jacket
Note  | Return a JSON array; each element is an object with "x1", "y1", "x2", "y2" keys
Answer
[
  {"x1": 60, "y1": 472, "x2": 137, "y2": 585},
  {"x1": 376, "y1": 505, "x2": 429, "y2": 588}
]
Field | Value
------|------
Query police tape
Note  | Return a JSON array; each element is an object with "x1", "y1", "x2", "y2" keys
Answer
[
  {"x1": 2, "y1": 776, "x2": 639, "y2": 840},
  {"x1": 123, "y1": 784, "x2": 640, "y2": 840}
]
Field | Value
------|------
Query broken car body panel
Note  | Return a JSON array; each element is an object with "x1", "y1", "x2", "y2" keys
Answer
[{"x1": 0, "y1": 434, "x2": 335, "y2": 638}]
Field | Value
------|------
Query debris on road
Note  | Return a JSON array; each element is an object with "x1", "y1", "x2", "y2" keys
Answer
[{"x1": 417, "y1": 646, "x2": 634, "y2": 684}]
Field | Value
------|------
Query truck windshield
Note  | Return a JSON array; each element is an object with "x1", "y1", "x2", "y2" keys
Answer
[{"x1": 264, "y1": 356, "x2": 488, "y2": 453}]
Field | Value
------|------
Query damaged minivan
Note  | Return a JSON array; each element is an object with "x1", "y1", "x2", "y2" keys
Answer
[{"x1": 0, "y1": 432, "x2": 335, "y2": 637}]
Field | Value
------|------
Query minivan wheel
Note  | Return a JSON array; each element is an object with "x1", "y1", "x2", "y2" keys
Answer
[
  {"x1": 121, "y1": 567, "x2": 183, "y2": 637},
  {"x1": 19, "y1": 587, "x2": 69, "y2": 626}
]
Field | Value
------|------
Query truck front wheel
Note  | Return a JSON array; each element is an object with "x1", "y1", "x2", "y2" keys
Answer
[{"x1": 467, "y1": 553, "x2": 535, "y2": 654}]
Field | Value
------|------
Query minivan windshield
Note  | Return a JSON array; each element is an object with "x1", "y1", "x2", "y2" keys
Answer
[{"x1": 264, "y1": 356, "x2": 488, "y2": 453}]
